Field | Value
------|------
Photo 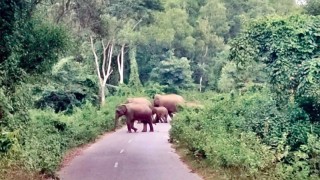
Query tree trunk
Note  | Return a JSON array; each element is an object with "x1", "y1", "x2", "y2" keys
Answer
[
  {"x1": 90, "y1": 36, "x2": 113, "y2": 106},
  {"x1": 117, "y1": 44, "x2": 125, "y2": 84},
  {"x1": 199, "y1": 76, "x2": 203, "y2": 92},
  {"x1": 99, "y1": 85, "x2": 105, "y2": 106},
  {"x1": 120, "y1": 44, "x2": 125, "y2": 83}
]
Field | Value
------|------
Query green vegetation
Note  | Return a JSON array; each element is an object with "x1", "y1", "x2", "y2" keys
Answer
[
  {"x1": 172, "y1": 89, "x2": 320, "y2": 179},
  {"x1": 170, "y1": 13, "x2": 320, "y2": 179},
  {"x1": 1, "y1": 0, "x2": 319, "y2": 179}
]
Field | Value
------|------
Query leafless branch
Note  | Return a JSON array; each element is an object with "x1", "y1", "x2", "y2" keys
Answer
[
  {"x1": 90, "y1": 36, "x2": 102, "y2": 86},
  {"x1": 106, "y1": 84, "x2": 118, "y2": 88},
  {"x1": 117, "y1": 53, "x2": 121, "y2": 74}
]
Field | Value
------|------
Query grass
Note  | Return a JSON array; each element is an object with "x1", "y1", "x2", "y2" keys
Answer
[
  {"x1": 0, "y1": 163, "x2": 47, "y2": 180},
  {"x1": 172, "y1": 143, "x2": 223, "y2": 180}
]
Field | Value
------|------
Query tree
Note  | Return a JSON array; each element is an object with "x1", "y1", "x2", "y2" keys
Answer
[
  {"x1": 217, "y1": 62, "x2": 237, "y2": 92},
  {"x1": 141, "y1": 5, "x2": 194, "y2": 56},
  {"x1": 0, "y1": 1, "x2": 69, "y2": 93},
  {"x1": 90, "y1": 37, "x2": 113, "y2": 106},
  {"x1": 128, "y1": 46, "x2": 142, "y2": 89},
  {"x1": 229, "y1": 15, "x2": 320, "y2": 104},
  {"x1": 150, "y1": 52, "x2": 194, "y2": 90},
  {"x1": 192, "y1": 0, "x2": 229, "y2": 90},
  {"x1": 304, "y1": 0, "x2": 320, "y2": 15}
]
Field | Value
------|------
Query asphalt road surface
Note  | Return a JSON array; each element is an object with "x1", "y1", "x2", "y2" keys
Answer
[{"x1": 58, "y1": 122, "x2": 202, "y2": 180}]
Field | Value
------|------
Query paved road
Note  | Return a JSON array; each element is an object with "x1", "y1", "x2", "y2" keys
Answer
[{"x1": 58, "y1": 122, "x2": 202, "y2": 180}]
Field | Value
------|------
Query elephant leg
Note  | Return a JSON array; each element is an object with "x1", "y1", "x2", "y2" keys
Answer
[
  {"x1": 126, "y1": 122, "x2": 132, "y2": 133},
  {"x1": 159, "y1": 116, "x2": 164, "y2": 123},
  {"x1": 131, "y1": 121, "x2": 138, "y2": 132},
  {"x1": 148, "y1": 121, "x2": 154, "y2": 132},
  {"x1": 168, "y1": 112, "x2": 174, "y2": 118},
  {"x1": 142, "y1": 122, "x2": 147, "y2": 132},
  {"x1": 155, "y1": 115, "x2": 159, "y2": 123},
  {"x1": 157, "y1": 114, "x2": 162, "y2": 123},
  {"x1": 163, "y1": 115, "x2": 168, "y2": 123},
  {"x1": 152, "y1": 114, "x2": 156, "y2": 123}
]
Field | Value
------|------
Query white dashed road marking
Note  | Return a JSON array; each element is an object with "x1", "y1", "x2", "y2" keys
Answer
[
  {"x1": 120, "y1": 149, "x2": 124, "y2": 154},
  {"x1": 128, "y1": 139, "x2": 132, "y2": 143},
  {"x1": 114, "y1": 162, "x2": 118, "y2": 168}
]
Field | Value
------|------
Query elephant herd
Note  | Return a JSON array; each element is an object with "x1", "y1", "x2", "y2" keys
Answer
[{"x1": 114, "y1": 94, "x2": 186, "y2": 133}]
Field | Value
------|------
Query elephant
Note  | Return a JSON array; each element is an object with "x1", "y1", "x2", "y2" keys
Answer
[
  {"x1": 152, "y1": 106, "x2": 169, "y2": 123},
  {"x1": 153, "y1": 94, "x2": 185, "y2": 118},
  {"x1": 114, "y1": 103, "x2": 154, "y2": 133},
  {"x1": 125, "y1": 97, "x2": 154, "y2": 123},
  {"x1": 125, "y1": 97, "x2": 153, "y2": 109}
]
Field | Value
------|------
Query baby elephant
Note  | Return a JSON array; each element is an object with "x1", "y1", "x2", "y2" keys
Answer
[
  {"x1": 114, "y1": 103, "x2": 154, "y2": 133},
  {"x1": 152, "y1": 106, "x2": 169, "y2": 123}
]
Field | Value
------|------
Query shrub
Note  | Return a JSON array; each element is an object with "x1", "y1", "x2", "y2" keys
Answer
[
  {"x1": 35, "y1": 91, "x2": 85, "y2": 113},
  {"x1": 0, "y1": 95, "x2": 124, "y2": 175},
  {"x1": 170, "y1": 89, "x2": 320, "y2": 178}
]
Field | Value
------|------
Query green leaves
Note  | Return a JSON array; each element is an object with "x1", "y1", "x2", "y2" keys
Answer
[
  {"x1": 16, "y1": 18, "x2": 69, "y2": 74},
  {"x1": 150, "y1": 55, "x2": 195, "y2": 91},
  {"x1": 304, "y1": 0, "x2": 320, "y2": 16},
  {"x1": 128, "y1": 46, "x2": 143, "y2": 89},
  {"x1": 230, "y1": 15, "x2": 320, "y2": 105}
]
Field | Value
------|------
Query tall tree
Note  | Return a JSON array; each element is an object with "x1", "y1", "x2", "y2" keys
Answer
[
  {"x1": 193, "y1": 0, "x2": 229, "y2": 90},
  {"x1": 90, "y1": 37, "x2": 113, "y2": 106},
  {"x1": 128, "y1": 46, "x2": 142, "y2": 89}
]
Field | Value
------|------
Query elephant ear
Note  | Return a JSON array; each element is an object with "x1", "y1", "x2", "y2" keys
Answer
[{"x1": 117, "y1": 104, "x2": 127, "y2": 114}]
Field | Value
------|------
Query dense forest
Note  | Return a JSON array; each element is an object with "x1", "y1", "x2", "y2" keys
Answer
[{"x1": 0, "y1": 0, "x2": 319, "y2": 179}]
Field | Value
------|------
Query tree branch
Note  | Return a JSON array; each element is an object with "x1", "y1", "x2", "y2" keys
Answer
[
  {"x1": 117, "y1": 53, "x2": 121, "y2": 75},
  {"x1": 103, "y1": 42, "x2": 114, "y2": 84},
  {"x1": 90, "y1": 36, "x2": 102, "y2": 86},
  {"x1": 101, "y1": 40, "x2": 108, "y2": 80},
  {"x1": 132, "y1": 19, "x2": 143, "y2": 31},
  {"x1": 107, "y1": 42, "x2": 114, "y2": 76},
  {"x1": 106, "y1": 84, "x2": 118, "y2": 89}
]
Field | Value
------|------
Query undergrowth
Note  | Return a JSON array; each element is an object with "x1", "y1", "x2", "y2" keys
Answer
[
  {"x1": 0, "y1": 96, "x2": 125, "y2": 179},
  {"x1": 171, "y1": 89, "x2": 320, "y2": 179}
]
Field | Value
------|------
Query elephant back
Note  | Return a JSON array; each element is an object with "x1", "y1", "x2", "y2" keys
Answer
[
  {"x1": 153, "y1": 94, "x2": 185, "y2": 113},
  {"x1": 126, "y1": 97, "x2": 153, "y2": 107},
  {"x1": 125, "y1": 103, "x2": 153, "y2": 116}
]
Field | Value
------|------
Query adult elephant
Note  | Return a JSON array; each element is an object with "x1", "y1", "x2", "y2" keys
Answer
[
  {"x1": 125, "y1": 97, "x2": 154, "y2": 123},
  {"x1": 114, "y1": 103, "x2": 154, "y2": 133},
  {"x1": 153, "y1": 94, "x2": 185, "y2": 118}
]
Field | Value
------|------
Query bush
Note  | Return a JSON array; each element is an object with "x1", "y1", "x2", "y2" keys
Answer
[
  {"x1": 35, "y1": 91, "x2": 85, "y2": 113},
  {"x1": 0, "y1": 95, "x2": 124, "y2": 176},
  {"x1": 170, "y1": 89, "x2": 320, "y2": 179},
  {"x1": 170, "y1": 91, "x2": 274, "y2": 178}
]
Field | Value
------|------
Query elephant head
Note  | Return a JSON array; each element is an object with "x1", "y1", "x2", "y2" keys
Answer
[
  {"x1": 114, "y1": 104, "x2": 127, "y2": 131},
  {"x1": 153, "y1": 94, "x2": 161, "y2": 107}
]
